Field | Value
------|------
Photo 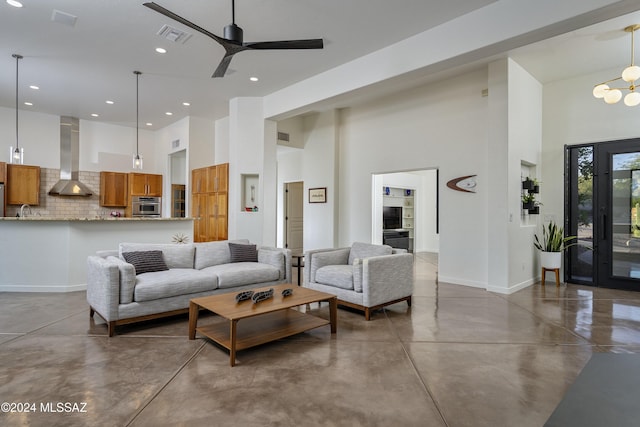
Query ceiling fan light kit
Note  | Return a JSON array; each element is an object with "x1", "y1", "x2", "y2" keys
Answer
[
  {"x1": 143, "y1": 0, "x2": 323, "y2": 78},
  {"x1": 593, "y1": 24, "x2": 640, "y2": 107}
]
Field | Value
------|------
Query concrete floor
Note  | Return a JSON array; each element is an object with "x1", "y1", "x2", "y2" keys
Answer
[{"x1": 1, "y1": 252, "x2": 640, "y2": 426}]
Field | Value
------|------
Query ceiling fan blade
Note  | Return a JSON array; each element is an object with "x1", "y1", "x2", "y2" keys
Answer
[
  {"x1": 213, "y1": 55, "x2": 234, "y2": 78},
  {"x1": 244, "y1": 39, "x2": 324, "y2": 50},
  {"x1": 143, "y1": 2, "x2": 228, "y2": 46}
]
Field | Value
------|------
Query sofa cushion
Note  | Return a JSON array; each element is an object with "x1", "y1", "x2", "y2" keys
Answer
[
  {"x1": 120, "y1": 243, "x2": 195, "y2": 269},
  {"x1": 194, "y1": 239, "x2": 250, "y2": 270},
  {"x1": 348, "y1": 242, "x2": 392, "y2": 265},
  {"x1": 122, "y1": 250, "x2": 168, "y2": 275},
  {"x1": 229, "y1": 243, "x2": 258, "y2": 263},
  {"x1": 134, "y1": 269, "x2": 218, "y2": 302},
  {"x1": 315, "y1": 265, "x2": 354, "y2": 290},
  {"x1": 201, "y1": 262, "x2": 280, "y2": 289}
]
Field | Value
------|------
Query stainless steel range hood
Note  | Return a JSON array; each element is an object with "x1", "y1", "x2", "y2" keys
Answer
[{"x1": 48, "y1": 116, "x2": 93, "y2": 196}]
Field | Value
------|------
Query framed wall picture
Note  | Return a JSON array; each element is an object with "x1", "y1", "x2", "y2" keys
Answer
[{"x1": 309, "y1": 187, "x2": 327, "y2": 203}]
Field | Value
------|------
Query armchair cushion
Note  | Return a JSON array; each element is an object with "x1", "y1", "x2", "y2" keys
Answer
[
  {"x1": 315, "y1": 265, "x2": 354, "y2": 290},
  {"x1": 348, "y1": 242, "x2": 392, "y2": 265}
]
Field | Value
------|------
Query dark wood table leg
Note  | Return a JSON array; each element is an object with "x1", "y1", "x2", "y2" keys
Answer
[
  {"x1": 230, "y1": 319, "x2": 238, "y2": 367},
  {"x1": 188, "y1": 301, "x2": 199, "y2": 340},
  {"x1": 328, "y1": 297, "x2": 337, "y2": 334}
]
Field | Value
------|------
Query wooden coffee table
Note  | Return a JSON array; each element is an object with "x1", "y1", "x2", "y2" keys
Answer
[{"x1": 189, "y1": 283, "x2": 337, "y2": 366}]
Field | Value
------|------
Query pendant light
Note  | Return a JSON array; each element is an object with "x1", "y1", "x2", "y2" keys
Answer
[
  {"x1": 593, "y1": 24, "x2": 640, "y2": 106},
  {"x1": 132, "y1": 70, "x2": 143, "y2": 170},
  {"x1": 9, "y1": 53, "x2": 24, "y2": 164}
]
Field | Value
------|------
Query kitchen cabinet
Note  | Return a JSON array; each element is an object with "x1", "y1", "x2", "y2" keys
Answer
[
  {"x1": 191, "y1": 163, "x2": 228, "y2": 242},
  {"x1": 129, "y1": 173, "x2": 162, "y2": 197},
  {"x1": 6, "y1": 164, "x2": 40, "y2": 205},
  {"x1": 0, "y1": 162, "x2": 6, "y2": 183},
  {"x1": 100, "y1": 172, "x2": 128, "y2": 207},
  {"x1": 171, "y1": 184, "x2": 186, "y2": 217}
]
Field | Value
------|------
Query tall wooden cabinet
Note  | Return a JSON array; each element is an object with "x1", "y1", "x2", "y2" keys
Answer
[
  {"x1": 192, "y1": 163, "x2": 228, "y2": 242},
  {"x1": 6, "y1": 164, "x2": 40, "y2": 205}
]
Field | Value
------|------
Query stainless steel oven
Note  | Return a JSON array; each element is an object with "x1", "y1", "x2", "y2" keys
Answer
[{"x1": 131, "y1": 196, "x2": 161, "y2": 217}]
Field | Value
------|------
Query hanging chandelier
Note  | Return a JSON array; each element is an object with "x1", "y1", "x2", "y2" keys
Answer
[
  {"x1": 9, "y1": 53, "x2": 24, "y2": 164},
  {"x1": 132, "y1": 70, "x2": 143, "y2": 170},
  {"x1": 593, "y1": 24, "x2": 640, "y2": 106}
]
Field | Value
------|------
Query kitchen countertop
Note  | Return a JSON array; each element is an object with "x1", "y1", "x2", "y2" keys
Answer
[{"x1": 0, "y1": 217, "x2": 193, "y2": 221}]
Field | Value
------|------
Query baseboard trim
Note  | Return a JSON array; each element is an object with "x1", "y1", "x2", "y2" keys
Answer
[
  {"x1": 437, "y1": 275, "x2": 486, "y2": 289},
  {"x1": 486, "y1": 278, "x2": 535, "y2": 295},
  {"x1": 0, "y1": 284, "x2": 87, "y2": 293}
]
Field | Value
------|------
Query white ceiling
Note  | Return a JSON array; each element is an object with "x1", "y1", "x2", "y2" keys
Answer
[{"x1": 1, "y1": 1, "x2": 640, "y2": 130}]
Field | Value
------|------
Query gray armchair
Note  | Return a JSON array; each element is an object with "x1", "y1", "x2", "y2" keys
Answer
[{"x1": 304, "y1": 242, "x2": 413, "y2": 320}]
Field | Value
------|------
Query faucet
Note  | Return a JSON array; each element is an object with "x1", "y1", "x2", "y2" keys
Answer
[{"x1": 20, "y1": 204, "x2": 33, "y2": 218}]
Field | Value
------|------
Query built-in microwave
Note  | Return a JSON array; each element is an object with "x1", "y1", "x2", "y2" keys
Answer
[{"x1": 131, "y1": 196, "x2": 161, "y2": 217}]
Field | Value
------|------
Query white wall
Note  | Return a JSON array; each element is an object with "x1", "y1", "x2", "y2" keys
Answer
[
  {"x1": 338, "y1": 69, "x2": 489, "y2": 288},
  {"x1": 0, "y1": 107, "x2": 156, "y2": 172},
  {"x1": 506, "y1": 59, "x2": 543, "y2": 291},
  {"x1": 215, "y1": 116, "x2": 230, "y2": 164},
  {"x1": 302, "y1": 111, "x2": 339, "y2": 250}
]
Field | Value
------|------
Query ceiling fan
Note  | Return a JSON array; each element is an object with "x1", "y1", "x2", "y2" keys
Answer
[{"x1": 143, "y1": 1, "x2": 324, "y2": 78}]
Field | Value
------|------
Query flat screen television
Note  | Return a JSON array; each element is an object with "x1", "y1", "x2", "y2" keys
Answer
[{"x1": 383, "y1": 206, "x2": 402, "y2": 229}]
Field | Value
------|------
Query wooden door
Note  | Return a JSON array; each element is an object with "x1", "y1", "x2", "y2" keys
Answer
[
  {"x1": 192, "y1": 168, "x2": 204, "y2": 194},
  {"x1": 215, "y1": 163, "x2": 228, "y2": 192},
  {"x1": 192, "y1": 193, "x2": 208, "y2": 242},
  {"x1": 215, "y1": 192, "x2": 228, "y2": 240},
  {"x1": 285, "y1": 181, "x2": 304, "y2": 252},
  {"x1": 6, "y1": 164, "x2": 40, "y2": 205},
  {"x1": 100, "y1": 172, "x2": 128, "y2": 207},
  {"x1": 146, "y1": 174, "x2": 163, "y2": 196},
  {"x1": 129, "y1": 173, "x2": 147, "y2": 196}
]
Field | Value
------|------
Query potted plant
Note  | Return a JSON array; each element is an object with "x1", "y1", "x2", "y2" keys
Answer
[
  {"x1": 533, "y1": 221, "x2": 577, "y2": 269},
  {"x1": 532, "y1": 178, "x2": 540, "y2": 193},
  {"x1": 522, "y1": 177, "x2": 534, "y2": 191},
  {"x1": 522, "y1": 193, "x2": 536, "y2": 210}
]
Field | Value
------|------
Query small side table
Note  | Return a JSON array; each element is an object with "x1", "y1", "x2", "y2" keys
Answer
[
  {"x1": 292, "y1": 252, "x2": 305, "y2": 286},
  {"x1": 542, "y1": 267, "x2": 560, "y2": 287}
]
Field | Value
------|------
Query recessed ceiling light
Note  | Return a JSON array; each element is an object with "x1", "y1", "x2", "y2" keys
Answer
[
  {"x1": 146, "y1": 122, "x2": 153, "y2": 126},
  {"x1": 165, "y1": 112, "x2": 173, "y2": 116},
  {"x1": 7, "y1": 0, "x2": 23, "y2": 8},
  {"x1": 91, "y1": 113, "x2": 99, "y2": 117},
  {"x1": 29, "y1": 85, "x2": 39, "y2": 90},
  {"x1": 182, "y1": 102, "x2": 190, "y2": 106},
  {"x1": 105, "y1": 100, "x2": 114, "y2": 105},
  {"x1": 24, "y1": 102, "x2": 32, "y2": 106},
  {"x1": 249, "y1": 77, "x2": 259, "y2": 82},
  {"x1": 155, "y1": 47, "x2": 167, "y2": 54}
]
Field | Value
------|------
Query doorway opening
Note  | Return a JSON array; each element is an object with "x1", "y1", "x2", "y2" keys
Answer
[
  {"x1": 371, "y1": 169, "x2": 439, "y2": 254},
  {"x1": 168, "y1": 149, "x2": 187, "y2": 218},
  {"x1": 566, "y1": 138, "x2": 640, "y2": 290}
]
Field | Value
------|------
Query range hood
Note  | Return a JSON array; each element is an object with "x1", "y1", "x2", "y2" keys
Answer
[{"x1": 48, "y1": 116, "x2": 93, "y2": 196}]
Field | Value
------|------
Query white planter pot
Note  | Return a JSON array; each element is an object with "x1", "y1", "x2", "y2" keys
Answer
[{"x1": 540, "y1": 251, "x2": 562, "y2": 269}]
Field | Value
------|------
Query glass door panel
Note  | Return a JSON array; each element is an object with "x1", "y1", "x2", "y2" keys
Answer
[{"x1": 596, "y1": 140, "x2": 640, "y2": 290}]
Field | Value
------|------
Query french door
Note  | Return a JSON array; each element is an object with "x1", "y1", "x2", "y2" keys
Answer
[{"x1": 566, "y1": 138, "x2": 640, "y2": 290}]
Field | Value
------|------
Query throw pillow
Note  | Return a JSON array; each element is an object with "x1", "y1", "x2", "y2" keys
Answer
[
  {"x1": 122, "y1": 250, "x2": 169, "y2": 275},
  {"x1": 228, "y1": 243, "x2": 258, "y2": 263}
]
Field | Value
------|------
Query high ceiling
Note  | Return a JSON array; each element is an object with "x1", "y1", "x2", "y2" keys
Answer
[{"x1": 1, "y1": 1, "x2": 640, "y2": 130}]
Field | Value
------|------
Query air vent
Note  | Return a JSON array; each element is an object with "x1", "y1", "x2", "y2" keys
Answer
[
  {"x1": 277, "y1": 132, "x2": 290, "y2": 142},
  {"x1": 51, "y1": 9, "x2": 78, "y2": 27},
  {"x1": 157, "y1": 24, "x2": 192, "y2": 44},
  {"x1": 171, "y1": 139, "x2": 180, "y2": 149}
]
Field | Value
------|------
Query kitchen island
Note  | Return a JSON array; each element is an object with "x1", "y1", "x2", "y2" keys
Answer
[{"x1": 0, "y1": 217, "x2": 193, "y2": 292}]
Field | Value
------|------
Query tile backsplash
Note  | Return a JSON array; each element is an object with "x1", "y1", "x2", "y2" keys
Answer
[{"x1": 5, "y1": 168, "x2": 125, "y2": 218}]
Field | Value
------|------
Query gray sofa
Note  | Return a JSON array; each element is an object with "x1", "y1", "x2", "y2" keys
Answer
[
  {"x1": 87, "y1": 240, "x2": 291, "y2": 336},
  {"x1": 304, "y1": 242, "x2": 413, "y2": 320}
]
